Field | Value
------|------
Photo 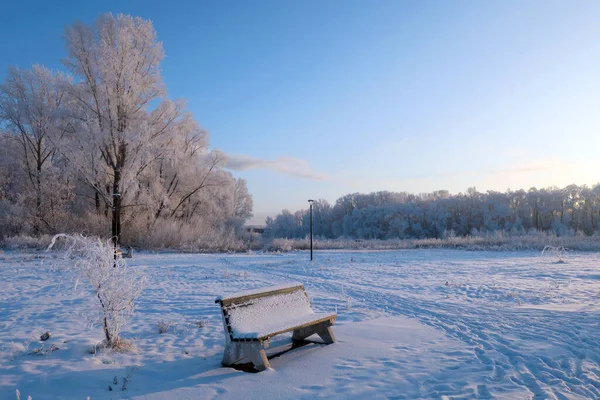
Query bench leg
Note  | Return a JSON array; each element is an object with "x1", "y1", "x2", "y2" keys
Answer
[
  {"x1": 223, "y1": 341, "x2": 271, "y2": 371},
  {"x1": 292, "y1": 320, "x2": 336, "y2": 344},
  {"x1": 222, "y1": 342, "x2": 243, "y2": 366},
  {"x1": 248, "y1": 344, "x2": 270, "y2": 371},
  {"x1": 317, "y1": 326, "x2": 336, "y2": 344}
]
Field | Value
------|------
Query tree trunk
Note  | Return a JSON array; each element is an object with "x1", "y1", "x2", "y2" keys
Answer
[
  {"x1": 95, "y1": 190, "x2": 101, "y2": 214},
  {"x1": 112, "y1": 168, "x2": 122, "y2": 248},
  {"x1": 34, "y1": 169, "x2": 42, "y2": 235}
]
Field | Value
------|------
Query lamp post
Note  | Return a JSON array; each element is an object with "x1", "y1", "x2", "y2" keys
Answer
[{"x1": 308, "y1": 199, "x2": 314, "y2": 261}]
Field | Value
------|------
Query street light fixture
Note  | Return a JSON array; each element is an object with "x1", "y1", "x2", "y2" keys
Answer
[{"x1": 308, "y1": 199, "x2": 314, "y2": 261}]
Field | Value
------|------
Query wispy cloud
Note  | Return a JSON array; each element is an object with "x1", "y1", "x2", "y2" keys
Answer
[
  {"x1": 338, "y1": 160, "x2": 557, "y2": 193},
  {"x1": 224, "y1": 154, "x2": 328, "y2": 181},
  {"x1": 487, "y1": 164, "x2": 549, "y2": 175}
]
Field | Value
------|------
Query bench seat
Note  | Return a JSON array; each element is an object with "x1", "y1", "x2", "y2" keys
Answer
[{"x1": 231, "y1": 312, "x2": 337, "y2": 341}]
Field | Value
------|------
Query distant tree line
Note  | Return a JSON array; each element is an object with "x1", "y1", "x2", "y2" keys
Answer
[
  {"x1": 0, "y1": 14, "x2": 253, "y2": 249},
  {"x1": 265, "y1": 185, "x2": 600, "y2": 240}
]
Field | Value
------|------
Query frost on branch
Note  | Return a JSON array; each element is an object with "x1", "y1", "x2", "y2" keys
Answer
[{"x1": 48, "y1": 234, "x2": 146, "y2": 349}]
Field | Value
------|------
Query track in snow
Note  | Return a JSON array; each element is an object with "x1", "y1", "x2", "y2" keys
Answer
[{"x1": 218, "y1": 250, "x2": 600, "y2": 399}]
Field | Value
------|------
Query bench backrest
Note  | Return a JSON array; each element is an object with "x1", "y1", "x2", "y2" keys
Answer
[{"x1": 216, "y1": 283, "x2": 314, "y2": 340}]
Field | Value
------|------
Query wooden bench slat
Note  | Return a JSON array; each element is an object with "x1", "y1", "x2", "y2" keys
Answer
[{"x1": 216, "y1": 282, "x2": 305, "y2": 306}]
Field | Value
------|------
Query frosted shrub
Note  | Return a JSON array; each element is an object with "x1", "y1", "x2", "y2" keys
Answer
[
  {"x1": 48, "y1": 234, "x2": 146, "y2": 349},
  {"x1": 15, "y1": 389, "x2": 32, "y2": 400},
  {"x1": 157, "y1": 320, "x2": 171, "y2": 334},
  {"x1": 123, "y1": 218, "x2": 249, "y2": 252},
  {"x1": 194, "y1": 319, "x2": 209, "y2": 328},
  {"x1": 263, "y1": 238, "x2": 294, "y2": 252},
  {"x1": 542, "y1": 245, "x2": 567, "y2": 263},
  {"x1": 3, "y1": 234, "x2": 54, "y2": 250},
  {"x1": 340, "y1": 286, "x2": 353, "y2": 310},
  {"x1": 264, "y1": 233, "x2": 600, "y2": 252}
]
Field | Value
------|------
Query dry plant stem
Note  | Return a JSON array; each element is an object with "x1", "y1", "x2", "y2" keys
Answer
[{"x1": 96, "y1": 288, "x2": 111, "y2": 344}]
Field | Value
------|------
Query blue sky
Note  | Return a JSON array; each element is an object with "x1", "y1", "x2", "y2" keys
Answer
[{"x1": 1, "y1": 1, "x2": 599, "y2": 224}]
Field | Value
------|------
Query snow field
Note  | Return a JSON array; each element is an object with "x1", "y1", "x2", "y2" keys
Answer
[{"x1": 1, "y1": 249, "x2": 599, "y2": 399}]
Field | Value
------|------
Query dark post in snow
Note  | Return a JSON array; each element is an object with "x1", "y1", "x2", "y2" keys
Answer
[{"x1": 308, "y1": 199, "x2": 314, "y2": 261}]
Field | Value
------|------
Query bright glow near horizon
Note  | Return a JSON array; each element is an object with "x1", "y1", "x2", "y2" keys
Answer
[{"x1": 1, "y1": 1, "x2": 599, "y2": 225}]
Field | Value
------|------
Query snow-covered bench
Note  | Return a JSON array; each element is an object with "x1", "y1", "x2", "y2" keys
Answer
[{"x1": 215, "y1": 283, "x2": 337, "y2": 371}]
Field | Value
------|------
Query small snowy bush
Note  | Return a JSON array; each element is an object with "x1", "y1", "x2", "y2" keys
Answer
[
  {"x1": 157, "y1": 320, "x2": 171, "y2": 334},
  {"x1": 123, "y1": 218, "x2": 250, "y2": 252},
  {"x1": 2, "y1": 234, "x2": 54, "y2": 250},
  {"x1": 542, "y1": 245, "x2": 567, "y2": 263},
  {"x1": 47, "y1": 234, "x2": 146, "y2": 349},
  {"x1": 193, "y1": 319, "x2": 209, "y2": 328},
  {"x1": 263, "y1": 238, "x2": 294, "y2": 252},
  {"x1": 15, "y1": 389, "x2": 32, "y2": 400},
  {"x1": 340, "y1": 286, "x2": 353, "y2": 310},
  {"x1": 262, "y1": 233, "x2": 600, "y2": 252}
]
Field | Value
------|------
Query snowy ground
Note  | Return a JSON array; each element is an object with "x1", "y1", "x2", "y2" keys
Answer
[{"x1": 1, "y1": 249, "x2": 599, "y2": 399}]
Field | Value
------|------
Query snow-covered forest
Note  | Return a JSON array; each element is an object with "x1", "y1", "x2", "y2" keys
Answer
[
  {"x1": 0, "y1": 14, "x2": 253, "y2": 250},
  {"x1": 265, "y1": 185, "x2": 600, "y2": 240}
]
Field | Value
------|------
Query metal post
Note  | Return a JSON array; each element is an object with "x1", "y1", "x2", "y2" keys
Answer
[{"x1": 308, "y1": 199, "x2": 314, "y2": 261}]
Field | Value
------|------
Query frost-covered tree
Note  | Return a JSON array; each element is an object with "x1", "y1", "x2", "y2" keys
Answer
[
  {"x1": 265, "y1": 185, "x2": 600, "y2": 240},
  {"x1": 308, "y1": 199, "x2": 333, "y2": 238},
  {"x1": 0, "y1": 66, "x2": 73, "y2": 234},
  {"x1": 0, "y1": 131, "x2": 22, "y2": 237},
  {"x1": 265, "y1": 209, "x2": 298, "y2": 238},
  {"x1": 233, "y1": 178, "x2": 253, "y2": 221},
  {"x1": 62, "y1": 13, "x2": 205, "y2": 246},
  {"x1": 0, "y1": 13, "x2": 253, "y2": 248}
]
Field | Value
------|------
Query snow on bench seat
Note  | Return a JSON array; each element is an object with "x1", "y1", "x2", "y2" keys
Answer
[
  {"x1": 227, "y1": 290, "x2": 336, "y2": 339},
  {"x1": 215, "y1": 283, "x2": 337, "y2": 371}
]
